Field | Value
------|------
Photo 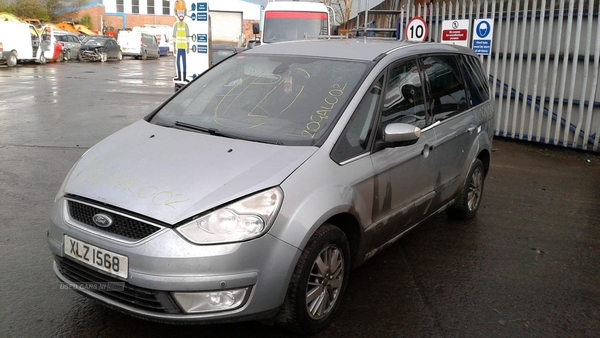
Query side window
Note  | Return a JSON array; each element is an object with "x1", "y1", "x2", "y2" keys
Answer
[
  {"x1": 331, "y1": 75, "x2": 383, "y2": 164},
  {"x1": 381, "y1": 59, "x2": 426, "y2": 129},
  {"x1": 467, "y1": 56, "x2": 490, "y2": 103},
  {"x1": 423, "y1": 55, "x2": 468, "y2": 121},
  {"x1": 460, "y1": 55, "x2": 490, "y2": 106}
]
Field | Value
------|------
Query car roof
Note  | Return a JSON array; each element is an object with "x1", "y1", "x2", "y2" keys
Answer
[{"x1": 243, "y1": 39, "x2": 477, "y2": 61}]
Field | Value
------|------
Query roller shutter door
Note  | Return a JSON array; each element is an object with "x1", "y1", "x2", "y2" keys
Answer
[{"x1": 210, "y1": 11, "x2": 243, "y2": 46}]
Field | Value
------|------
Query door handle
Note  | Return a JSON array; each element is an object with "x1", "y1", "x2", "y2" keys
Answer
[
  {"x1": 421, "y1": 144, "x2": 435, "y2": 157},
  {"x1": 467, "y1": 125, "x2": 478, "y2": 134}
]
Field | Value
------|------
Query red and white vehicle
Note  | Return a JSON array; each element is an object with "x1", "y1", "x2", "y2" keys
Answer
[
  {"x1": 40, "y1": 26, "x2": 65, "y2": 62},
  {"x1": 260, "y1": 1, "x2": 331, "y2": 44}
]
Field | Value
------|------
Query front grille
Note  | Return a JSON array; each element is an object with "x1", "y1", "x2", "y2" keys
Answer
[
  {"x1": 56, "y1": 256, "x2": 180, "y2": 314},
  {"x1": 68, "y1": 200, "x2": 161, "y2": 240}
]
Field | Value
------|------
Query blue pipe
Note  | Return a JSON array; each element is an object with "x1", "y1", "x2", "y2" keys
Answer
[{"x1": 491, "y1": 76, "x2": 597, "y2": 149}]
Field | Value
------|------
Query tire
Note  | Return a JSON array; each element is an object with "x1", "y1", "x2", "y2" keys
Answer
[
  {"x1": 7, "y1": 50, "x2": 17, "y2": 67},
  {"x1": 447, "y1": 158, "x2": 485, "y2": 220},
  {"x1": 65, "y1": 50, "x2": 71, "y2": 61},
  {"x1": 117, "y1": 51, "x2": 123, "y2": 61},
  {"x1": 142, "y1": 50, "x2": 147, "y2": 60},
  {"x1": 39, "y1": 53, "x2": 46, "y2": 65},
  {"x1": 58, "y1": 52, "x2": 64, "y2": 62},
  {"x1": 78, "y1": 52, "x2": 83, "y2": 62},
  {"x1": 276, "y1": 224, "x2": 350, "y2": 335}
]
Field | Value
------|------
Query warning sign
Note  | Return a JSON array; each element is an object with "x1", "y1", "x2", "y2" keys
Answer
[
  {"x1": 472, "y1": 19, "x2": 494, "y2": 55},
  {"x1": 441, "y1": 19, "x2": 470, "y2": 47}
]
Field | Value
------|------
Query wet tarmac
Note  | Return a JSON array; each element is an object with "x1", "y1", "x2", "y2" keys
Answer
[{"x1": 1, "y1": 57, "x2": 599, "y2": 337}]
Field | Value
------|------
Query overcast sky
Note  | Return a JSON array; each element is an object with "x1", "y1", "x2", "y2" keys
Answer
[{"x1": 246, "y1": 0, "x2": 385, "y2": 16}]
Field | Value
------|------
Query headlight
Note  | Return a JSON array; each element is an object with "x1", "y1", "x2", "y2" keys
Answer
[{"x1": 177, "y1": 187, "x2": 283, "y2": 244}]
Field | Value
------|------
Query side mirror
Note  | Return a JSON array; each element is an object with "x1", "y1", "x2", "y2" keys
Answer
[
  {"x1": 383, "y1": 123, "x2": 421, "y2": 144},
  {"x1": 252, "y1": 23, "x2": 260, "y2": 35}
]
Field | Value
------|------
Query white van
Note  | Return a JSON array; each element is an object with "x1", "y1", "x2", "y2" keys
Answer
[
  {"x1": 117, "y1": 30, "x2": 159, "y2": 60},
  {"x1": 134, "y1": 25, "x2": 172, "y2": 56},
  {"x1": 0, "y1": 21, "x2": 46, "y2": 67}
]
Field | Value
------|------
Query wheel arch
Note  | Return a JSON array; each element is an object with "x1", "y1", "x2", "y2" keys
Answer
[
  {"x1": 322, "y1": 213, "x2": 362, "y2": 270},
  {"x1": 477, "y1": 148, "x2": 491, "y2": 177}
]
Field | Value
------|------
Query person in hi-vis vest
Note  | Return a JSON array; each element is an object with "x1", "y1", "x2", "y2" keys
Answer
[{"x1": 173, "y1": 0, "x2": 190, "y2": 82}]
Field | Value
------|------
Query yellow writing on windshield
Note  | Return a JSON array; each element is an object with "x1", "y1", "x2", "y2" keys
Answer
[
  {"x1": 213, "y1": 68, "x2": 310, "y2": 129},
  {"x1": 302, "y1": 83, "x2": 347, "y2": 139}
]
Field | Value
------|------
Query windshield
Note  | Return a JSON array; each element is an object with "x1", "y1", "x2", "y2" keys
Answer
[
  {"x1": 263, "y1": 11, "x2": 328, "y2": 43},
  {"x1": 150, "y1": 55, "x2": 369, "y2": 146},
  {"x1": 84, "y1": 39, "x2": 106, "y2": 46}
]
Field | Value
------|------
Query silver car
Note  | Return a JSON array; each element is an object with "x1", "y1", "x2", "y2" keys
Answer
[
  {"x1": 54, "y1": 32, "x2": 81, "y2": 61},
  {"x1": 49, "y1": 39, "x2": 494, "y2": 335}
]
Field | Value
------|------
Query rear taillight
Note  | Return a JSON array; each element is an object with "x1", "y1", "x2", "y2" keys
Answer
[
  {"x1": 141, "y1": 37, "x2": 144, "y2": 46},
  {"x1": 0, "y1": 42, "x2": 3, "y2": 53}
]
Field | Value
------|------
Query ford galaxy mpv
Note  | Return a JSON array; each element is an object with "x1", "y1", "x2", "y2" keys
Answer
[{"x1": 49, "y1": 39, "x2": 494, "y2": 335}]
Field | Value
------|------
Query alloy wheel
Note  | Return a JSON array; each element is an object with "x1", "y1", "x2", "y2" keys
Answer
[
  {"x1": 305, "y1": 244, "x2": 344, "y2": 319},
  {"x1": 467, "y1": 168, "x2": 483, "y2": 211}
]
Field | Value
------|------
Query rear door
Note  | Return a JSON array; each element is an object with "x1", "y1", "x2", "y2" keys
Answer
[{"x1": 422, "y1": 54, "x2": 477, "y2": 209}]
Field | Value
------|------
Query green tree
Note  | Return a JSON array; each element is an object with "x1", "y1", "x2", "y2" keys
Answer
[
  {"x1": 45, "y1": 0, "x2": 64, "y2": 20},
  {"x1": 80, "y1": 13, "x2": 91, "y2": 28},
  {"x1": 11, "y1": 0, "x2": 50, "y2": 21}
]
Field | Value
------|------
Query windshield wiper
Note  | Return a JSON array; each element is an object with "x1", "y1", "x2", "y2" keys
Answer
[{"x1": 173, "y1": 121, "x2": 235, "y2": 138}]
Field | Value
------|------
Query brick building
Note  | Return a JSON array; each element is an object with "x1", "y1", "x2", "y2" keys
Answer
[{"x1": 55, "y1": 0, "x2": 262, "y2": 46}]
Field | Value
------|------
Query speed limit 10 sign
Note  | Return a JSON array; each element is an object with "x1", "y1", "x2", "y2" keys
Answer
[{"x1": 405, "y1": 16, "x2": 428, "y2": 42}]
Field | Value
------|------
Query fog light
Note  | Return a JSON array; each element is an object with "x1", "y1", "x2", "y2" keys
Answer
[{"x1": 172, "y1": 288, "x2": 249, "y2": 313}]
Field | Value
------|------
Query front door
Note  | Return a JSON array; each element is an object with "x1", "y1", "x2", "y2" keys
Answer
[{"x1": 370, "y1": 58, "x2": 438, "y2": 237}]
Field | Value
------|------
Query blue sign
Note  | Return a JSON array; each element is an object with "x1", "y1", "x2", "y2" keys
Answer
[
  {"x1": 198, "y1": 45, "x2": 208, "y2": 54},
  {"x1": 197, "y1": 34, "x2": 207, "y2": 43},
  {"x1": 475, "y1": 21, "x2": 491, "y2": 38},
  {"x1": 472, "y1": 19, "x2": 493, "y2": 56},
  {"x1": 197, "y1": 3, "x2": 208, "y2": 12},
  {"x1": 197, "y1": 13, "x2": 208, "y2": 21},
  {"x1": 191, "y1": 13, "x2": 196, "y2": 21}
]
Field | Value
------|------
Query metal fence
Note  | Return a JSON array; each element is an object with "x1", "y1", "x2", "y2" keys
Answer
[{"x1": 357, "y1": 0, "x2": 600, "y2": 152}]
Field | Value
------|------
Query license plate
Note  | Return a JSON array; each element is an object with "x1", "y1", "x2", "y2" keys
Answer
[{"x1": 64, "y1": 235, "x2": 128, "y2": 279}]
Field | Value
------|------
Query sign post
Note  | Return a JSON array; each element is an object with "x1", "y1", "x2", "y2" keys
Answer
[
  {"x1": 173, "y1": 0, "x2": 210, "y2": 90},
  {"x1": 404, "y1": 17, "x2": 428, "y2": 42},
  {"x1": 440, "y1": 19, "x2": 470, "y2": 47},
  {"x1": 472, "y1": 19, "x2": 494, "y2": 56}
]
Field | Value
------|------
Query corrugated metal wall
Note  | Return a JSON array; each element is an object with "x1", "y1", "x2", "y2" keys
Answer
[{"x1": 353, "y1": 0, "x2": 600, "y2": 151}]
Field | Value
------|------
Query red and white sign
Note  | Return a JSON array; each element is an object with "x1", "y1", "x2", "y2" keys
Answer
[
  {"x1": 441, "y1": 19, "x2": 470, "y2": 47},
  {"x1": 405, "y1": 16, "x2": 428, "y2": 42}
]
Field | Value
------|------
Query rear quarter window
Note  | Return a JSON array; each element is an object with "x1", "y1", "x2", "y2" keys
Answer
[{"x1": 460, "y1": 55, "x2": 490, "y2": 106}]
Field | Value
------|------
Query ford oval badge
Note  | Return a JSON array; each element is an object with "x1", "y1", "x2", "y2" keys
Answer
[{"x1": 92, "y1": 213, "x2": 113, "y2": 228}]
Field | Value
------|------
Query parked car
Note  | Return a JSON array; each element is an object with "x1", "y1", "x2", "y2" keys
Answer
[
  {"x1": 211, "y1": 44, "x2": 244, "y2": 66},
  {"x1": 117, "y1": 30, "x2": 159, "y2": 60},
  {"x1": 54, "y1": 32, "x2": 82, "y2": 61},
  {"x1": 49, "y1": 40, "x2": 494, "y2": 335},
  {"x1": 78, "y1": 36, "x2": 122, "y2": 62},
  {"x1": 0, "y1": 21, "x2": 46, "y2": 66}
]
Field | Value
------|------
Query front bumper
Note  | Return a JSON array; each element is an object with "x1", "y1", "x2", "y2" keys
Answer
[
  {"x1": 79, "y1": 50, "x2": 102, "y2": 61},
  {"x1": 48, "y1": 197, "x2": 300, "y2": 322}
]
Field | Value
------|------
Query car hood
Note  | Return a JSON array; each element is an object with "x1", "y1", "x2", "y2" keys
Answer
[{"x1": 64, "y1": 120, "x2": 317, "y2": 225}]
